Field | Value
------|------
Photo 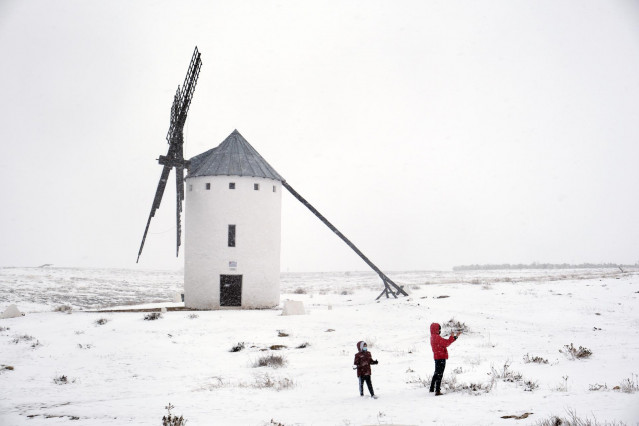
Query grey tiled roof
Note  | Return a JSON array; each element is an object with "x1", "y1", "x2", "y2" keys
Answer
[{"x1": 187, "y1": 130, "x2": 284, "y2": 181}]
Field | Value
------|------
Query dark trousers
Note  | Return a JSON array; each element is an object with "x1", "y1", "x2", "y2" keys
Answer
[
  {"x1": 359, "y1": 375, "x2": 374, "y2": 396},
  {"x1": 430, "y1": 359, "x2": 446, "y2": 392}
]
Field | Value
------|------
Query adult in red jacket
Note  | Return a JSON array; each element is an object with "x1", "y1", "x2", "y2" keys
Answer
[
  {"x1": 353, "y1": 341, "x2": 379, "y2": 398},
  {"x1": 429, "y1": 323, "x2": 461, "y2": 395}
]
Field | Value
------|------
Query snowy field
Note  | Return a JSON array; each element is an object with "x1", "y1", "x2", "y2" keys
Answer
[{"x1": 1, "y1": 266, "x2": 638, "y2": 425}]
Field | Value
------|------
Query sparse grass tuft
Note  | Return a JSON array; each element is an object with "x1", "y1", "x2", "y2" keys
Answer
[
  {"x1": 0, "y1": 326, "x2": 10, "y2": 332},
  {"x1": 188, "y1": 313, "x2": 199, "y2": 319},
  {"x1": 490, "y1": 361, "x2": 523, "y2": 383},
  {"x1": 253, "y1": 354, "x2": 287, "y2": 368},
  {"x1": 296, "y1": 342, "x2": 310, "y2": 349},
  {"x1": 162, "y1": 403, "x2": 187, "y2": 426},
  {"x1": 277, "y1": 330, "x2": 289, "y2": 337},
  {"x1": 144, "y1": 312, "x2": 162, "y2": 321},
  {"x1": 292, "y1": 288, "x2": 307, "y2": 294},
  {"x1": 442, "y1": 318, "x2": 469, "y2": 334},
  {"x1": 54, "y1": 305, "x2": 72, "y2": 313},
  {"x1": 589, "y1": 383, "x2": 608, "y2": 391},
  {"x1": 617, "y1": 374, "x2": 639, "y2": 393},
  {"x1": 523, "y1": 353, "x2": 549, "y2": 364},
  {"x1": 94, "y1": 318, "x2": 108, "y2": 326},
  {"x1": 534, "y1": 408, "x2": 627, "y2": 425},
  {"x1": 406, "y1": 374, "x2": 492, "y2": 395},
  {"x1": 230, "y1": 342, "x2": 245, "y2": 352},
  {"x1": 560, "y1": 343, "x2": 592, "y2": 360},
  {"x1": 53, "y1": 375, "x2": 75, "y2": 385},
  {"x1": 250, "y1": 373, "x2": 295, "y2": 390}
]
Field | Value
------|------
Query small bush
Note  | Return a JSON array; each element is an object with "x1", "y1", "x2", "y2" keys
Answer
[
  {"x1": 162, "y1": 403, "x2": 186, "y2": 426},
  {"x1": 77, "y1": 343, "x2": 93, "y2": 349},
  {"x1": 292, "y1": 288, "x2": 307, "y2": 294},
  {"x1": 188, "y1": 314, "x2": 199, "y2": 319},
  {"x1": 560, "y1": 343, "x2": 592, "y2": 360},
  {"x1": 12, "y1": 335, "x2": 35, "y2": 344},
  {"x1": 534, "y1": 408, "x2": 627, "y2": 426},
  {"x1": 523, "y1": 353, "x2": 549, "y2": 364},
  {"x1": 617, "y1": 374, "x2": 639, "y2": 393},
  {"x1": 589, "y1": 383, "x2": 608, "y2": 391},
  {"x1": 442, "y1": 318, "x2": 470, "y2": 334},
  {"x1": 524, "y1": 380, "x2": 539, "y2": 391},
  {"x1": 144, "y1": 312, "x2": 162, "y2": 321},
  {"x1": 230, "y1": 342, "x2": 245, "y2": 352},
  {"x1": 490, "y1": 362, "x2": 523, "y2": 383},
  {"x1": 251, "y1": 373, "x2": 295, "y2": 390},
  {"x1": 406, "y1": 375, "x2": 491, "y2": 395},
  {"x1": 296, "y1": 342, "x2": 310, "y2": 349},
  {"x1": 94, "y1": 318, "x2": 108, "y2": 326},
  {"x1": 254, "y1": 354, "x2": 287, "y2": 368},
  {"x1": 2, "y1": 365, "x2": 14, "y2": 371},
  {"x1": 54, "y1": 305, "x2": 72, "y2": 313},
  {"x1": 277, "y1": 330, "x2": 289, "y2": 337},
  {"x1": 53, "y1": 375, "x2": 74, "y2": 385}
]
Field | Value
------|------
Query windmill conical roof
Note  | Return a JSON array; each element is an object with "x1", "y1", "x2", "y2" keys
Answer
[{"x1": 187, "y1": 130, "x2": 284, "y2": 181}]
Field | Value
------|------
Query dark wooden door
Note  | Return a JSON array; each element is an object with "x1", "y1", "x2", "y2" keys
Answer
[{"x1": 220, "y1": 275, "x2": 242, "y2": 307}]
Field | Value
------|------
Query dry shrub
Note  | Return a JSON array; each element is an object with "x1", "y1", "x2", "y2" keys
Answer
[
  {"x1": 442, "y1": 318, "x2": 470, "y2": 334},
  {"x1": 54, "y1": 305, "x2": 72, "y2": 313},
  {"x1": 144, "y1": 312, "x2": 162, "y2": 321},
  {"x1": 254, "y1": 354, "x2": 287, "y2": 368},
  {"x1": 94, "y1": 318, "x2": 108, "y2": 326},
  {"x1": 251, "y1": 373, "x2": 295, "y2": 390},
  {"x1": 560, "y1": 343, "x2": 592, "y2": 360},
  {"x1": 617, "y1": 374, "x2": 639, "y2": 393},
  {"x1": 162, "y1": 403, "x2": 187, "y2": 426},
  {"x1": 53, "y1": 375, "x2": 75, "y2": 385},
  {"x1": 523, "y1": 353, "x2": 549, "y2": 364},
  {"x1": 293, "y1": 288, "x2": 307, "y2": 294},
  {"x1": 230, "y1": 342, "x2": 245, "y2": 352},
  {"x1": 534, "y1": 408, "x2": 627, "y2": 426}
]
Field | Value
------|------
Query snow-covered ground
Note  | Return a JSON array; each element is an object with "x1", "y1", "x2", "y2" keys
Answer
[{"x1": 1, "y1": 267, "x2": 638, "y2": 425}]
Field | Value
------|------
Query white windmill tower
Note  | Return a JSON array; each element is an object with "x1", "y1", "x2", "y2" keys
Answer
[
  {"x1": 137, "y1": 48, "x2": 407, "y2": 309},
  {"x1": 183, "y1": 130, "x2": 283, "y2": 309}
]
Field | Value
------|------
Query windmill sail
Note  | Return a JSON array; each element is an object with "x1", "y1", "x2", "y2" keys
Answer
[{"x1": 137, "y1": 47, "x2": 202, "y2": 263}]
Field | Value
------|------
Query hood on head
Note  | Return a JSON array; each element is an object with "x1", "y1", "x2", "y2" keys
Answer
[
  {"x1": 430, "y1": 323, "x2": 441, "y2": 335},
  {"x1": 357, "y1": 341, "x2": 367, "y2": 351}
]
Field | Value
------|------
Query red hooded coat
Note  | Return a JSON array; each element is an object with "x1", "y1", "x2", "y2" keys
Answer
[{"x1": 430, "y1": 323, "x2": 456, "y2": 360}]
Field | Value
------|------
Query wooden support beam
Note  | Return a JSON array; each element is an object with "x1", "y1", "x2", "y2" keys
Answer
[{"x1": 282, "y1": 181, "x2": 408, "y2": 298}]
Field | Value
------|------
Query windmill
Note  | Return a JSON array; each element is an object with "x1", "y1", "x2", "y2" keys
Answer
[
  {"x1": 137, "y1": 48, "x2": 407, "y2": 303},
  {"x1": 137, "y1": 47, "x2": 202, "y2": 263}
]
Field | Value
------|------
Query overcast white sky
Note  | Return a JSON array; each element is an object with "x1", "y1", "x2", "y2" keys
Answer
[{"x1": 1, "y1": 0, "x2": 638, "y2": 272}]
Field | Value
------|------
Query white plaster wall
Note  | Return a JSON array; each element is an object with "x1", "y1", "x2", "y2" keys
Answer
[{"x1": 184, "y1": 175, "x2": 282, "y2": 309}]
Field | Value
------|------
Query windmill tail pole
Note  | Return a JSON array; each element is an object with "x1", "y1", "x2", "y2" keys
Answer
[{"x1": 282, "y1": 181, "x2": 408, "y2": 298}]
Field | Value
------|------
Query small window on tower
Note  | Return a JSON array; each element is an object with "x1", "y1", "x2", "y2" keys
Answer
[
  {"x1": 229, "y1": 182, "x2": 235, "y2": 189},
  {"x1": 228, "y1": 225, "x2": 236, "y2": 247},
  {"x1": 273, "y1": 185, "x2": 276, "y2": 193},
  {"x1": 205, "y1": 183, "x2": 211, "y2": 190},
  {"x1": 254, "y1": 183, "x2": 260, "y2": 191}
]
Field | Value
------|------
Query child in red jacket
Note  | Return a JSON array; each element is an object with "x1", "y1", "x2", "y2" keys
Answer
[
  {"x1": 353, "y1": 341, "x2": 379, "y2": 398},
  {"x1": 429, "y1": 323, "x2": 461, "y2": 395}
]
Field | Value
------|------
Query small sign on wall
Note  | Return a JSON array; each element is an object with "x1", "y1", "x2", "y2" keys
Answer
[{"x1": 229, "y1": 261, "x2": 237, "y2": 271}]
